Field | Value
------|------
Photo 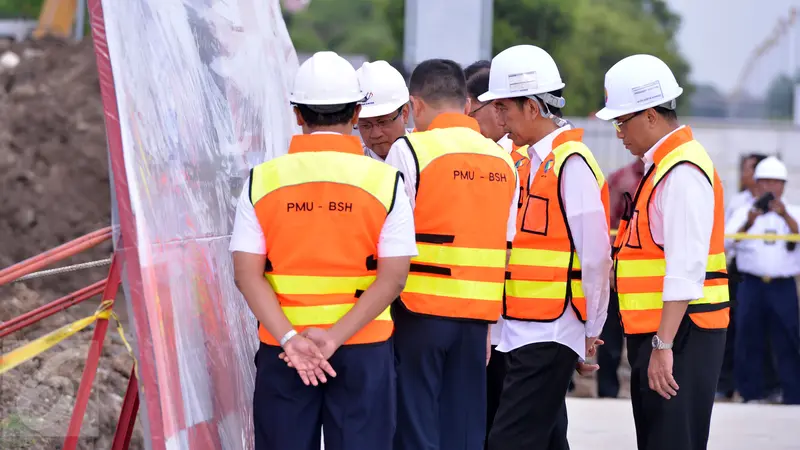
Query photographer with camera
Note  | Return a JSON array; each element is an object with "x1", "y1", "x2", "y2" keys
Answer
[{"x1": 725, "y1": 156, "x2": 800, "y2": 405}]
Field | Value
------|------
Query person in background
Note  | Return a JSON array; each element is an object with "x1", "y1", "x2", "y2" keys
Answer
[
  {"x1": 598, "y1": 54, "x2": 729, "y2": 450},
  {"x1": 596, "y1": 158, "x2": 645, "y2": 399},
  {"x1": 464, "y1": 58, "x2": 528, "y2": 449},
  {"x1": 385, "y1": 58, "x2": 519, "y2": 450},
  {"x1": 717, "y1": 153, "x2": 769, "y2": 400},
  {"x1": 231, "y1": 51, "x2": 417, "y2": 450},
  {"x1": 726, "y1": 156, "x2": 800, "y2": 405},
  {"x1": 481, "y1": 45, "x2": 611, "y2": 450},
  {"x1": 356, "y1": 60, "x2": 411, "y2": 160}
]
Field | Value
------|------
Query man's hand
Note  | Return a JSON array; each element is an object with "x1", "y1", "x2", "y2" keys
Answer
[
  {"x1": 576, "y1": 361, "x2": 599, "y2": 376},
  {"x1": 586, "y1": 337, "x2": 603, "y2": 359},
  {"x1": 648, "y1": 348, "x2": 679, "y2": 399},
  {"x1": 770, "y1": 199, "x2": 787, "y2": 217},
  {"x1": 301, "y1": 327, "x2": 341, "y2": 359},
  {"x1": 280, "y1": 334, "x2": 337, "y2": 386},
  {"x1": 744, "y1": 207, "x2": 763, "y2": 230}
]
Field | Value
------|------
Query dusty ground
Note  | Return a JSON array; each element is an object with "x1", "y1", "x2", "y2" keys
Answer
[{"x1": 0, "y1": 38, "x2": 143, "y2": 449}]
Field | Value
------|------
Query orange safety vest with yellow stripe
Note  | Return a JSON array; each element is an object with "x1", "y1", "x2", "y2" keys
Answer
[
  {"x1": 250, "y1": 133, "x2": 400, "y2": 346},
  {"x1": 505, "y1": 129, "x2": 610, "y2": 322},
  {"x1": 613, "y1": 127, "x2": 730, "y2": 335},
  {"x1": 400, "y1": 113, "x2": 517, "y2": 322}
]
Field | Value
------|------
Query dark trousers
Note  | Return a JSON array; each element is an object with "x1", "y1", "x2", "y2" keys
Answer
[
  {"x1": 485, "y1": 346, "x2": 506, "y2": 448},
  {"x1": 717, "y1": 259, "x2": 739, "y2": 396},
  {"x1": 393, "y1": 303, "x2": 488, "y2": 450},
  {"x1": 597, "y1": 290, "x2": 624, "y2": 398},
  {"x1": 253, "y1": 341, "x2": 396, "y2": 450},
  {"x1": 735, "y1": 274, "x2": 800, "y2": 404},
  {"x1": 487, "y1": 342, "x2": 577, "y2": 450},
  {"x1": 627, "y1": 317, "x2": 726, "y2": 450}
]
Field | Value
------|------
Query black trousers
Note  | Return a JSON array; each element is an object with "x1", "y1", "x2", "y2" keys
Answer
[
  {"x1": 627, "y1": 317, "x2": 726, "y2": 450},
  {"x1": 597, "y1": 290, "x2": 624, "y2": 398},
  {"x1": 393, "y1": 303, "x2": 488, "y2": 450},
  {"x1": 716, "y1": 258, "x2": 739, "y2": 396},
  {"x1": 253, "y1": 341, "x2": 396, "y2": 450},
  {"x1": 488, "y1": 342, "x2": 577, "y2": 450},
  {"x1": 485, "y1": 346, "x2": 506, "y2": 448}
]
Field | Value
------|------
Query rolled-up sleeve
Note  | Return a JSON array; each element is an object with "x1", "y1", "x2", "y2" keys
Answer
[
  {"x1": 658, "y1": 165, "x2": 714, "y2": 302},
  {"x1": 229, "y1": 177, "x2": 267, "y2": 255}
]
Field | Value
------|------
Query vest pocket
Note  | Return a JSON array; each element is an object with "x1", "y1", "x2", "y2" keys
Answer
[
  {"x1": 625, "y1": 210, "x2": 642, "y2": 249},
  {"x1": 521, "y1": 195, "x2": 549, "y2": 235}
]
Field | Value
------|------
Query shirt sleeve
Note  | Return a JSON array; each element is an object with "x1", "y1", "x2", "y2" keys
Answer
[
  {"x1": 377, "y1": 178, "x2": 419, "y2": 258},
  {"x1": 658, "y1": 165, "x2": 715, "y2": 302},
  {"x1": 560, "y1": 156, "x2": 612, "y2": 338},
  {"x1": 507, "y1": 170, "x2": 520, "y2": 243},
  {"x1": 384, "y1": 139, "x2": 419, "y2": 210},
  {"x1": 229, "y1": 176, "x2": 267, "y2": 255},
  {"x1": 724, "y1": 203, "x2": 750, "y2": 253}
]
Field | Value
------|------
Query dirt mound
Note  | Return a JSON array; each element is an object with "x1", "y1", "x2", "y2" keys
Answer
[
  {"x1": 0, "y1": 37, "x2": 112, "y2": 293},
  {"x1": 0, "y1": 38, "x2": 142, "y2": 449}
]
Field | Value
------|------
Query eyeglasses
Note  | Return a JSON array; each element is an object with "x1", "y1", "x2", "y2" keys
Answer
[
  {"x1": 468, "y1": 101, "x2": 492, "y2": 117},
  {"x1": 355, "y1": 108, "x2": 403, "y2": 132},
  {"x1": 611, "y1": 110, "x2": 643, "y2": 132}
]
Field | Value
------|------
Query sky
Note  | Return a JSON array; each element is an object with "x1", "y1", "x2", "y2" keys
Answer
[{"x1": 667, "y1": 0, "x2": 798, "y2": 96}]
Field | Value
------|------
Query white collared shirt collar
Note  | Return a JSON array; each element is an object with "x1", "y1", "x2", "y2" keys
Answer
[
  {"x1": 528, "y1": 124, "x2": 573, "y2": 164},
  {"x1": 641, "y1": 125, "x2": 686, "y2": 171}
]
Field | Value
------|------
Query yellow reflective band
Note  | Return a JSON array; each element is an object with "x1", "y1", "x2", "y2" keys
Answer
[
  {"x1": 618, "y1": 285, "x2": 730, "y2": 311},
  {"x1": 404, "y1": 275, "x2": 504, "y2": 301},
  {"x1": 616, "y1": 253, "x2": 727, "y2": 278},
  {"x1": 552, "y1": 142, "x2": 606, "y2": 188},
  {"x1": 414, "y1": 244, "x2": 506, "y2": 268},
  {"x1": 266, "y1": 274, "x2": 376, "y2": 295},
  {"x1": 505, "y1": 280, "x2": 585, "y2": 299},
  {"x1": 509, "y1": 248, "x2": 578, "y2": 269},
  {"x1": 654, "y1": 140, "x2": 714, "y2": 186},
  {"x1": 250, "y1": 152, "x2": 398, "y2": 210},
  {"x1": 283, "y1": 304, "x2": 392, "y2": 326},
  {"x1": 407, "y1": 128, "x2": 516, "y2": 174}
]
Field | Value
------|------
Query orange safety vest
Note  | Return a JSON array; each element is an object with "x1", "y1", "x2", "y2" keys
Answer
[
  {"x1": 250, "y1": 134, "x2": 401, "y2": 345},
  {"x1": 399, "y1": 113, "x2": 517, "y2": 322},
  {"x1": 614, "y1": 127, "x2": 729, "y2": 335},
  {"x1": 511, "y1": 146, "x2": 531, "y2": 225},
  {"x1": 505, "y1": 129, "x2": 610, "y2": 322}
]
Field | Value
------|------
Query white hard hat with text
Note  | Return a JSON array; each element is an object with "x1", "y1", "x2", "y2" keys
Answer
[
  {"x1": 478, "y1": 45, "x2": 565, "y2": 102},
  {"x1": 596, "y1": 54, "x2": 683, "y2": 121},
  {"x1": 357, "y1": 61, "x2": 409, "y2": 118}
]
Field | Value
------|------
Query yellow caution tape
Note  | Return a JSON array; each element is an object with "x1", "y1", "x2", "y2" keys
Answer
[
  {"x1": 610, "y1": 230, "x2": 800, "y2": 242},
  {"x1": 0, "y1": 300, "x2": 138, "y2": 377}
]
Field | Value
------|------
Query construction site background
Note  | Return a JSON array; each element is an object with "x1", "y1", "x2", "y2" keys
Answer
[{"x1": 0, "y1": 0, "x2": 798, "y2": 448}]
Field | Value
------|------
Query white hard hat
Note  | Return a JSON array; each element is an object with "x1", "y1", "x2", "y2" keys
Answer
[
  {"x1": 596, "y1": 54, "x2": 683, "y2": 121},
  {"x1": 289, "y1": 51, "x2": 365, "y2": 107},
  {"x1": 754, "y1": 156, "x2": 788, "y2": 181},
  {"x1": 357, "y1": 61, "x2": 409, "y2": 118},
  {"x1": 478, "y1": 45, "x2": 565, "y2": 103}
]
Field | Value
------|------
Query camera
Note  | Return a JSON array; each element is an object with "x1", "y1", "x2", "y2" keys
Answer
[{"x1": 753, "y1": 192, "x2": 775, "y2": 213}]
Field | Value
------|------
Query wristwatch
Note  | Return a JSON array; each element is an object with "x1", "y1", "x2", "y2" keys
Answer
[{"x1": 652, "y1": 334, "x2": 673, "y2": 350}]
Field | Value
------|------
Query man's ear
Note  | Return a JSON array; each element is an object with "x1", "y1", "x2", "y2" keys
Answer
[
  {"x1": 293, "y1": 106, "x2": 305, "y2": 127},
  {"x1": 401, "y1": 103, "x2": 411, "y2": 123},
  {"x1": 351, "y1": 104, "x2": 362, "y2": 125},
  {"x1": 464, "y1": 97, "x2": 472, "y2": 115}
]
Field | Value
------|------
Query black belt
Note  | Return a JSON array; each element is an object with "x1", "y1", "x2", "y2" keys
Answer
[{"x1": 740, "y1": 272, "x2": 795, "y2": 283}]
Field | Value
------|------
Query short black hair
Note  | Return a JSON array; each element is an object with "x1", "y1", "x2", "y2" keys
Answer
[
  {"x1": 409, "y1": 59, "x2": 467, "y2": 108},
  {"x1": 511, "y1": 89, "x2": 564, "y2": 118},
  {"x1": 296, "y1": 103, "x2": 358, "y2": 127},
  {"x1": 745, "y1": 153, "x2": 768, "y2": 167},
  {"x1": 466, "y1": 69, "x2": 490, "y2": 101},
  {"x1": 464, "y1": 60, "x2": 491, "y2": 81},
  {"x1": 654, "y1": 106, "x2": 678, "y2": 121}
]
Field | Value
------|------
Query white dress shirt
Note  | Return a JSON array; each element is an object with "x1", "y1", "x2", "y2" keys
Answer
[
  {"x1": 725, "y1": 202, "x2": 800, "y2": 278},
  {"x1": 364, "y1": 146, "x2": 385, "y2": 161},
  {"x1": 640, "y1": 126, "x2": 715, "y2": 302},
  {"x1": 497, "y1": 125, "x2": 612, "y2": 359},
  {"x1": 497, "y1": 134, "x2": 514, "y2": 152},
  {"x1": 725, "y1": 190, "x2": 755, "y2": 260},
  {"x1": 491, "y1": 133, "x2": 516, "y2": 345},
  {"x1": 230, "y1": 133, "x2": 418, "y2": 259}
]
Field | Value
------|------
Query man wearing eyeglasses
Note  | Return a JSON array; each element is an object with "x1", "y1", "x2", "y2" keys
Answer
[
  {"x1": 356, "y1": 61, "x2": 412, "y2": 161},
  {"x1": 481, "y1": 45, "x2": 611, "y2": 450},
  {"x1": 597, "y1": 54, "x2": 729, "y2": 450}
]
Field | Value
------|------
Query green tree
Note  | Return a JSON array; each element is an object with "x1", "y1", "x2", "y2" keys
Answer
[
  {"x1": 764, "y1": 73, "x2": 797, "y2": 120},
  {"x1": 0, "y1": 0, "x2": 45, "y2": 18}
]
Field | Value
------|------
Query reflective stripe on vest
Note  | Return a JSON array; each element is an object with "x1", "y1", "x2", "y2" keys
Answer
[
  {"x1": 250, "y1": 140, "x2": 400, "y2": 345},
  {"x1": 400, "y1": 126, "x2": 517, "y2": 321},
  {"x1": 506, "y1": 129, "x2": 610, "y2": 322},
  {"x1": 614, "y1": 128, "x2": 730, "y2": 335}
]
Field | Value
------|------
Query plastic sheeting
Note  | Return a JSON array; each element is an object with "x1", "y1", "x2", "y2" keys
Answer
[{"x1": 88, "y1": 0, "x2": 300, "y2": 448}]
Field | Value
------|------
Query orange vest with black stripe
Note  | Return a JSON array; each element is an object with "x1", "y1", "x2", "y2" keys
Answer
[
  {"x1": 505, "y1": 129, "x2": 610, "y2": 322},
  {"x1": 250, "y1": 134, "x2": 401, "y2": 346},
  {"x1": 613, "y1": 127, "x2": 729, "y2": 335},
  {"x1": 400, "y1": 113, "x2": 517, "y2": 322},
  {"x1": 511, "y1": 145, "x2": 531, "y2": 226}
]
